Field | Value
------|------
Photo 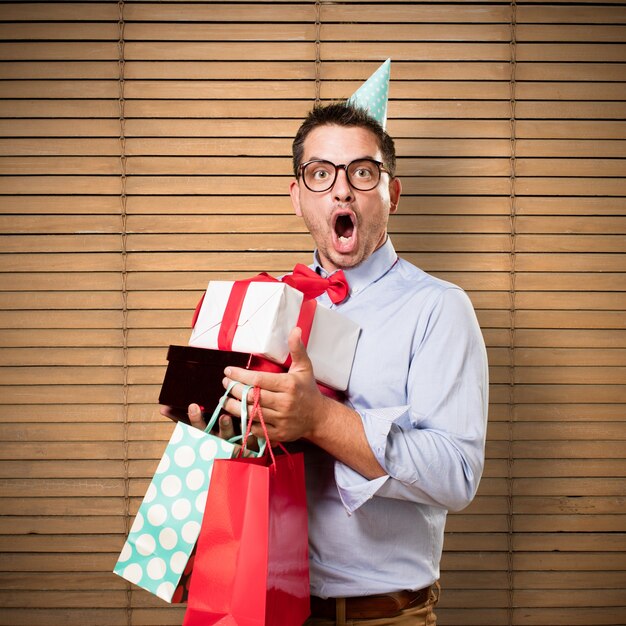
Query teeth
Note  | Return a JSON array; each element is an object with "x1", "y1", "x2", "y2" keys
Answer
[{"x1": 339, "y1": 236, "x2": 350, "y2": 242}]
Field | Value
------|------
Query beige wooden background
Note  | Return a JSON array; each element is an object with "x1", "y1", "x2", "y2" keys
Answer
[{"x1": 0, "y1": 1, "x2": 625, "y2": 625}]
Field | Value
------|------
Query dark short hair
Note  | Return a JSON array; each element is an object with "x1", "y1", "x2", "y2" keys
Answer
[{"x1": 292, "y1": 101, "x2": 397, "y2": 178}]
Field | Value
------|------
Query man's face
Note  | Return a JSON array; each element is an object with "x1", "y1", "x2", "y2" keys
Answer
[{"x1": 290, "y1": 124, "x2": 401, "y2": 273}]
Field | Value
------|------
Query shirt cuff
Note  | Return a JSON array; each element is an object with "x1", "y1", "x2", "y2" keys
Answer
[{"x1": 335, "y1": 405, "x2": 408, "y2": 514}]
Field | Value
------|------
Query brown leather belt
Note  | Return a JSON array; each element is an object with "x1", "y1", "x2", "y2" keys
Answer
[{"x1": 310, "y1": 587, "x2": 431, "y2": 620}]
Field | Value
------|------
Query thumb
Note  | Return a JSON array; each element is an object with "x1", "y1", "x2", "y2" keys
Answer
[{"x1": 287, "y1": 326, "x2": 312, "y2": 373}]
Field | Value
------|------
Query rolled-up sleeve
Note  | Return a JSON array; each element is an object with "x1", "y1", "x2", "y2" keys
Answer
[{"x1": 335, "y1": 287, "x2": 489, "y2": 514}]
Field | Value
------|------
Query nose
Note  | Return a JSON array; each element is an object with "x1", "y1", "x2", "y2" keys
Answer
[{"x1": 332, "y1": 166, "x2": 353, "y2": 201}]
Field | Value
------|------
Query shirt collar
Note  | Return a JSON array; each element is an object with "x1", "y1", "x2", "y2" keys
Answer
[{"x1": 312, "y1": 237, "x2": 398, "y2": 297}]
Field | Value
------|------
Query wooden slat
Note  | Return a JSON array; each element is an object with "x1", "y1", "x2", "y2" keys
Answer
[
  {"x1": 0, "y1": 571, "x2": 127, "y2": 589},
  {"x1": 0, "y1": 80, "x2": 119, "y2": 98},
  {"x1": 125, "y1": 22, "x2": 312, "y2": 40},
  {"x1": 517, "y1": 158, "x2": 626, "y2": 176},
  {"x1": 0, "y1": 609, "x2": 135, "y2": 626},
  {"x1": 0, "y1": 348, "x2": 123, "y2": 367},
  {"x1": 517, "y1": 24, "x2": 626, "y2": 42},
  {"x1": 513, "y1": 384, "x2": 626, "y2": 404},
  {"x1": 516, "y1": 253, "x2": 626, "y2": 272},
  {"x1": 515, "y1": 292, "x2": 626, "y2": 309},
  {"x1": 0, "y1": 42, "x2": 119, "y2": 60},
  {"x1": 0, "y1": 157, "x2": 120, "y2": 175},
  {"x1": 0, "y1": 23, "x2": 118, "y2": 39},
  {"x1": 517, "y1": 81, "x2": 626, "y2": 98},
  {"x1": 514, "y1": 102, "x2": 626, "y2": 120},
  {"x1": 518, "y1": 5, "x2": 626, "y2": 24},
  {"x1": 514, "y1": 348, "x2": 626, "y2": 367},
  {"x1": 517, "y1": 43, "x2": 626, "y2": 62},
  {"x1": 0, "y1": 328, "x2": 123, "y2": 347},
  {"x1": 516, "y1": 216, "x2": 626, "y2": 234},
  {"x1": 515, "y1": 329, "x2": 626, "y2": 348},
  {"x1": 516, "y1": 273, "x2": 626, "y2": 290},
  {"x1": 516, "y1": 122, "x2": 626, "y2": 140},
  {"x1": 0, "y1": 273, "x2": 122, "y2": 290},
  {"x1": 0, "y1": 62, "x2": 114, "y2": 85},
  {"x1": 517, "y1": 198, "x2": 626, "y2": 216},
  {"x1": 124, "y1": 41, "x2": 312, "y2": 61},
  {"x1": 0, "y1": 119, "x2": 120, "y2": 137},
  {"x1": 516, "y1": 140, "x2": 626, "y2": 158},
  {"x1": 124, "y1": 3, "x2": 312, "y2": 22},
  {"x1": 516, "y1": 235, "x2": 626, "y2": 253},
  {"x1": 0, "y1": 3, "x2": 118, "y2": 20}
]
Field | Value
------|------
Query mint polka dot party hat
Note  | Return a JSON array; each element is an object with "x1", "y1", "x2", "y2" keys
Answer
[{"x1": 347, "y1": 58, "x2": 391, "y2": 129}]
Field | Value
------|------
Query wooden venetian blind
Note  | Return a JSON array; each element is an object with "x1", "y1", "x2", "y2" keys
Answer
[{"x1": 0, "y1": 2, "x2": 624, "y2": 625}]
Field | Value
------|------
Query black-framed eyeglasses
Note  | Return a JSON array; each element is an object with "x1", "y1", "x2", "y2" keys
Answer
[{"x1": 298, "y1": 158, "x2": 391, "y2": 193}]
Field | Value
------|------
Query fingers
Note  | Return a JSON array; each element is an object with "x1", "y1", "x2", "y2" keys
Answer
[
  {"x1": 219, "y1": 414, "x2": 259, "y2": 453},
  {"x1": 218, "y1": 413, "x2": 236, "y2": 440},
  {"x1": 160, "y1": 404, "x2": 208, "y2": 428},
  {"x1": 245, "y1": 434, "x2": 260, "y2": 452},
  {"x1": 231, "y1": 442, "x2": 256, "y2": 458},
  {"x1": 287, "y1": 326, "x2": 310, "y2": 371},
  {"x1": 222, "y1": 378, "x2": 254, "y2": 404},
  {"x1": 187, "y1": 403, "x2": 207, "y2": 430},
  {"x1": 223, "y1": 366, "x2": 287, "y2": 394}
]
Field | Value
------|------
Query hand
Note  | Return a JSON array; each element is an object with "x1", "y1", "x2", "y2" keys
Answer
[
  {"x1": 221, "y1": 328, "x2": 386, "y2": 478},
  {"x1": 221, "y1": 327, "x2": 327, "y2": 443}
]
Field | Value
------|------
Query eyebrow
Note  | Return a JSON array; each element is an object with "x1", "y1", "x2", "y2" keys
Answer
[{"x1": 306, "y1": 156, "x2": 378, "y2": 163}]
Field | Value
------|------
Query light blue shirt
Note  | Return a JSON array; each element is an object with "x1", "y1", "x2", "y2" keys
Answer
[{"x1": 304, "y1": 237, "x2": 489, "y2": 598}]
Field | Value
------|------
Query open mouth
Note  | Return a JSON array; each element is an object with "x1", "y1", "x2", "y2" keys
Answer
[{"x1": 334, "y1": 213, "x2": 355, "y2": 243}]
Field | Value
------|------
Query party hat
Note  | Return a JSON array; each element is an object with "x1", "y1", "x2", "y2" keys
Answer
[{"x1": 347, "y1": 58, "x2": 390, "y2": 129}]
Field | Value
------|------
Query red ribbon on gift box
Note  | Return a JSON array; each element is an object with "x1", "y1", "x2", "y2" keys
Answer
[
  {"x1": 191, "y1": 266, "x2": 349, "y2": 330},
  {"x1": 215, "y1": 276, "x2": 317, "y2": 363},
  {"x1": 191, "y1": 270, "x2": 346, "y2": 402}
]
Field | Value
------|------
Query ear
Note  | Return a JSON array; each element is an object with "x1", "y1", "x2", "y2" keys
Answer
[
  {"x1": 388, "y1": 176, "x2": 402, "y2": 215},
  {"x1": 290, "y1": 179, "x2": 303, "y2": 217}
]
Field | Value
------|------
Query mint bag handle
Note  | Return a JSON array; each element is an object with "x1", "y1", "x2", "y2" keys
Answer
[
  {"x1": 203, "y1": 381, "x2": 266, "y2": 457},
  {"x1": 204, "y1": 380, "x2": 239, "y2": 433}
]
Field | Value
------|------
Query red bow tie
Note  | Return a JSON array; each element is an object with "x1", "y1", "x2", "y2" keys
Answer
[{"x1": 282, "y1": 263, "x2": 350, "y2": 304}]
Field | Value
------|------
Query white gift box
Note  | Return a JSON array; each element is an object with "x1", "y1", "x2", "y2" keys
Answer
[{"x1": 189, "y1": 280, "x2": 360, "y2": 391}]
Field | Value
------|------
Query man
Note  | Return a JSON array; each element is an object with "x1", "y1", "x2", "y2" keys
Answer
[{"x1": 181, "y1": 101, "x2": 488, "y2": 624}]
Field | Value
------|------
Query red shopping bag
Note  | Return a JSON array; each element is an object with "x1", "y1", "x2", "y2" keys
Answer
[{"x1": 182, "y1": 388, "x2": 310, "y2": 626}]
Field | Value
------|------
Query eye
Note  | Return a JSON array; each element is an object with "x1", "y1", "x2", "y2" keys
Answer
[
  {"x1": 306, "y1": 162, "x2": 334, "y2": 182},
  {"x1": 312, "y1": 168, "x2": 331, "y2": 180},
  {"x1": 351, "y1": 162, "x2": 375, "y2": 180}
]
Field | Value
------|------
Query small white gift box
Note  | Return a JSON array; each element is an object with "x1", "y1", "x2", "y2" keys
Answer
[{"x1": 189, "y1": 280, "x2": 360, "y2": 391}]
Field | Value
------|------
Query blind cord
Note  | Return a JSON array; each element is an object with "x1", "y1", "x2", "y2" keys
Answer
[
  {"x1": 314, "y1": 0, "x2": 322, "y2": 105},
  {"x1": 506, "y1": 2, "x2": 518, "y2": 625},
  {"x1": 117, "y1": 2, "x2": 132, "y2": 624}
]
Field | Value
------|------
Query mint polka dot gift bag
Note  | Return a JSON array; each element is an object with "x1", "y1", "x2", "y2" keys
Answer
[{"x1": 113, "y1": 382, "x2": 259, "y2": 603}]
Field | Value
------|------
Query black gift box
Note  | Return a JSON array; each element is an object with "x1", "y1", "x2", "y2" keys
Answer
[{"x1": 158, "y1": 345, "x2": 251, "y2": 424}]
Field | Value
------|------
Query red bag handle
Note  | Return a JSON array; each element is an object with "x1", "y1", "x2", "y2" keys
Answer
[{"x1": 241, "y1": 386, "x2": 289, "y2": 469}]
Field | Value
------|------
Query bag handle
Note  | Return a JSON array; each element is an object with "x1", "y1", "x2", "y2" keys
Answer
[
  {"x1": 204, "y1": 381, "x2": 266, "y2": 457},
  {"x1": 224, "y1": 385, "x2": 267, "y2": 457},
  {"x1": 204, "y1": 380, "x2": 238, "y2": 433},
  {"x1": 240, "y1": 386, "x2": 289, "y2": 467}
]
